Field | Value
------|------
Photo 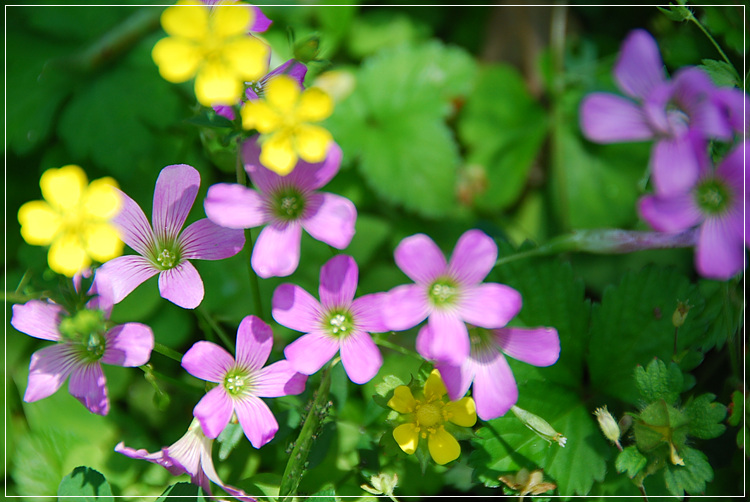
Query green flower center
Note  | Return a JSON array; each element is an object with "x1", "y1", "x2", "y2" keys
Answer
[
  {"x1": 223, "y1": 367, "x2": 252, "y2": 397},
  {"x1": 695, "y1": 179, "x2": 730, "y2": 215},
  {"x1": 59, "y1": 309, "x2": 108, "y2": 362},
  {"x1": 428, "y1": 278, "x2": 459, "y2": 307},
  {"x1": 416, "y1": 402, "x2": 443, "y2": 428},
  {"x1": 272, "y1": 187, "x2": 306, "y2": 221},
  {"x1": 323, "y1": 310, "x2": 355, "y2": 338}
]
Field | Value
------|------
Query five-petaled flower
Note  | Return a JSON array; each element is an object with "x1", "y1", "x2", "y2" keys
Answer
[
  {"x1": 387, "y1": 370, "x2": 476, "y2": 465},
  {"x1": 18, "y1": 165, "x2": 123, "y2": 277},
  {"x1": 115, "y1": 418, "x2": 256, "y2": 501},
  {"x1": 96, "y1": 164, "x2": 245, "y2": 309},
  {"x1": 241, "y1": 74, "x2": 334, "y2": 175},
  {"x1": 11, "y1": 277, "x2": 154, "y2": 415},
  {"x1": 152, "y1": 0, "x2": 270, "y2": 106},
  {"x1": 383, "y1": 230, "x2": 522, "y2": 366},
  {"x1": 182, "y1": 315, "x2": 307, "y2": 448},
  {"x1": 272, "y1": 254, "x2": 387, "y2": 384},
  {"x1": 204, "y1": 139, "x2": 356, "y2": 278}
]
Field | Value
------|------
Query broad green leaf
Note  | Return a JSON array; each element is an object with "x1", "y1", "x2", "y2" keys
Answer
[
  {"x1": 694, "y1": 279, "x2": 743, "y2": 351},
  {"x1": 373, "y1": 374, "x2": 407, "y2": 409},
  {"x1": 634, "y1": 359, "x2": 683, "y2": 406},
  {"x1": 347, "y1": 10, "x2": 430, "y2": 58},
  {"x1": 615, "y1": 445, "x2": 647, "y2": 478},
  {"x1": 156, "y1": 482, "x2": 208, "y2": 501},
  {"x1": 662, "y1": 446, "x2": 713, "y2": 496},
  {"x1": 683, "y1": 393, "x2": 726, "y2": 440},
  {"x1": 699, "y1": 59, "x2": 740, "y2": 87},
  {"x1": 57, "y1": 466, "x2": 113, "y2": 500},
  {"x1": 217, "y1": 423, "x2": 245, "y2": 462}
]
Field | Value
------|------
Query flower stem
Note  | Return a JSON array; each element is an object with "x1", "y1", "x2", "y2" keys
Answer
[
  {"x1": 196, "y1": 307, "x2": 235, "y2": 353},
  {"x1": 374, "y1": 335, "x2": 421, "y2": 359},
  {"x1": 278, "y1": 366, "x2": 332, "y2": 502},
  {"x1": 685, "y1": 9, "x2": 739, "y2": 80},
  {"x1": 152, "y1": 342, "x2": 184, "y2": 363}
]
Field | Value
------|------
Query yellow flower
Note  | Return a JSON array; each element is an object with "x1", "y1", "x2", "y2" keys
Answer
[
  {"x1": 241, "y1": 74, "x2": 334, "y2": 175},
  {"x1": 387, "y1": 369, "x2": 476, "y2": 465},
  {"x1": 18, "y1": 165, "x2": 123, "y2": 277},
  {"x1": 152, "y1": 0, "x2": 270, "y2": 106}
]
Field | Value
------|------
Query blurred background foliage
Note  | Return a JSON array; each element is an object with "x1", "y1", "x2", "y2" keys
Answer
[{"x1": 4, "y1": 1, "x2": 746, "y2": 499}]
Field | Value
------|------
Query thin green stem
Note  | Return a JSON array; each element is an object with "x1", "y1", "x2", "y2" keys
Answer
[
  {"x1": 197, "y1": 307, "x2": 235, "y2": 353},
  {"x1": 152, "y1": 342, "x2": 184, "y2": 363},
  {"x1": 374, "y1": 335, "x2": 422, "y2": 359},
  {"x1": 140, "y1": 364, "x2": 204, "y2": 394},
  {"x1": 686, "y1": 10, "x2": 737, "y2": 76}
]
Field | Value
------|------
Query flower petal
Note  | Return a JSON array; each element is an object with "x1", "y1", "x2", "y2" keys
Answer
[
  {"x1": 234, "y1": 395, "x2": 278, "y2": 448},
  {"x1": 82, "y1": 177, "x2": 121, "y2": 220},
  {"x1": 319, "y1": 255, "x2": 358, "y2": 309},
  {"x1": 204, "y1": 182, "x2": 269, "y2": 229},
  {"x1": 260, "y1": 131, "x2": 298, "y2": 175},
  {"x1": 180, "y1": 218, "x2": 245, "y2": 260},
  {"x1": 695, "y1": 215, "x2": 745, "y2": 280},
  {"x1": 448, "y1": 230, "x2": 498, "y2": 284},
  {"x1": 394, "y1": 234, "x2": 446, "y2": 284},
  {"x1": 210, "y1": 2, "x2": 251, "y2": 37},
  {"x1": 472, "y1": 353, "x2": 518, "y2": 420},
  {"x1": 101, "y1": 323, "x2": 154, "y2": 367},
  {"x1": 69, "y1": 362, "x2": 109, "y2": 415},
  {"x1": 351, "y1": 293, "x2": 388, "y2": 333},
  {"x1": 382, "y1": 284, "x2": 430, "y2": 331},
  {"x1": 265, "y1": 74, "x2": 300, "y2": 114},
  {"x1": 235, "y1": 315, "x2": 273, "y2": 370},
  {"x1": 638, "y1": 192, "x2": 702, "y2": 233},
  {"x1": 579, "y1": 94, "x2": 653, "y2": 143},
  {"x1": 495, "y1": 327, "x2": 560, "y2": 367},
  {"x1": 220, "y1": 36, "x2": 269, "y2": 82},
  {"x1": 272, "y1": 283, "x2": 322, "y2": 332},
  {"x1": 393, "y1": 423, "x2": 419, "y2": 454},
  {"x1": 428, "y1": 427, "x2": 460, "y2": 465},
  {"x1": 434, "y1": 358, "x2": 474, "y2": 402},
  {"x1": 152, "y1": 37, "x2": 202, "y2": 83},
  {"x1": 614, "y1": 29, "x2": 665, "y2": 99},
  {"x1": 158, "y1": 261, "x2": 204, "y2": 309},
  {"x1": 295, "y1": 124, "x2": 333, "y2": 164},
  {"x1": 427, "y1": 310, "x2": 470, "y2": 365},
  {"x1": 254, "y1": 359, "x2": 307, "y2": 398},
  {"x1": 301, "y1": 192, "x2": 356, "y2": 250},
  {"x1": 459, "y1": 283, "x2": 522, "y2": 329},
  {"x1": 40, "y1": 165, "x2": 87, "y2": 211},
  {"x1": 298, "y1": 87, "x2": 333, "y2": 122},
  {"x1": 84, "y1": 223, "x2": 124, "y2": 263},
  {"x1": 24, "y1": 344, "x2": 77, "y2": 402},
  {"x1": 445, "y1": 397, "x2": 477, "y2": 427},
  {"x1": 182, "y1": 340, "x2": 235, "y2": 383},
  {"x1": 193, "y1": 386, "x2": 234, "y2": 439},
  {"x1": 249, "y1": 5, "x2": 272, "y2": 32},
  {"x1": 11, "y1": 300, "x2": 64, "y2": 341},
  {"x1": 242, "y1": 100, "x2": 282, "y2": 134},
  {"x1": 195, "y1": 59, "x2": 244, "y2": 106},
  {"x1": 340, "y1": 330, "x2": 382, "y2": 384},
  {"x1": 387, "y1": 386, "x2": 416, "y2": 414},
  {"x1": 112, "y1": 188, "x2": 156, "y2": 257},
  {"x1": 97, "y1": 255, "x2": 159, "y2": 305},
  {"x1": 48, "y1": 234, "x2": 90, "y2": 277},
  {"x1": 286, "y1": 141, "x2": 343, "y2": 190},
  {"x1": 673, "y1": 67, "x2": 732, "y2": 140},
  {"x1": 115, "y1": 442, "x2": 183, "y2": 477},
  {"x1": 18, "y1": 200, "x2": 60, "y2": 246},
  {"x1": 161, "y1": 2, "x2": 208, "y2": 39},
  {"x1": 652, "y1": 134, "x2": 706, "y2": 197},
  {"x1": 251, "y1": 223, "x2": 302, "y2": 278},
  {"x1": 283, "y1": 332, "x2": 339, "y2": 375},
  {"x1": 153, "y1": 164, "x2": 200, "y2": 243}
]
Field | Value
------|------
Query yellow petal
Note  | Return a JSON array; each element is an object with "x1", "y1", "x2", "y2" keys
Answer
[
  {"x1": 424, "y1": 369, "x2": 447, "y2": 401},
  {"x1": 194, "y1": 60, "x2": 243, "y2": 106},
  {"x1": 260, "y1": 132, "x2": 297, "y2": 175},
  {"x1": 210, "y1": 2, "x2": 251, "y2": 38},
  {"x1": 428, "y1": 427, "x2": 460, "y2": 465},
  {"x1": 387, "y1": 386, "x2": 417, "y2": 414},
  {"x1": 265, "y1": 75, "x2": 301, "y2": 115},
  {"x1": 82, "y1": 177, "x2": 121, "y2": 220},
  {"x1": 295, "y1": 125, "x2": 332, "y2": 164},
  {"x1": 161, "y1": 2, "x2": 208, "y2": 40},
  {"x1": 445, "y1": 397, "x2": 477, "y2": 427},
  {"x1": 241, "y1": 100, "x2": 282, "y2": 133},
  {"x1": 152, "y1": 37, "x2": 202, "y2": 83},
  {"x1": 18, "y1": 200, "x2": 61, "y2": 245},
  {"x1": 393, "y1": 423, "x2": 419, "y2": 455},
  {"x1": 297, "y1": 87, "x2": 333, "y2": 122},
  {"x1": 84, "y1": 223, "x2": 123, "y2": 263},
  {"x1": 48, "y1": 234, "x2": 90, "y2": 277},
  {"x1": 40, "y1": 165, "x2": 87, "y2": 211},
  {"x1": 220, "y1": 36, "x2": 269, "y2": 82}
]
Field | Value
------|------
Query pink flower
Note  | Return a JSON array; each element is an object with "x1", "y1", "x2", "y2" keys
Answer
[
  {"x1": 272, "y1": 254, "x2": 387, "y2": 384},
  {"x1": 383, "y1": 230, "x2": 522, "y2": 366},
  {"x1": 204, "y1": 140, "x2": 356, "y2": 278},
  {"x1": 181, "y1": 315, "x2": 306, "y2": 448},
  {"x1": 97, "y1": 164, "x2": 245, "y2": 309}
]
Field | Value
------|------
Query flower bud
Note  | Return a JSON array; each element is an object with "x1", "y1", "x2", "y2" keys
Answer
[
  {"x1": 672, "y1": 300, "x2": 692, "y2": 328},
  {"x1": 593, "y1": 405, "x2": 621, "y2": 448},
  {"x1": 511, "y1": 405, "x2": 567, "y2": 447}
]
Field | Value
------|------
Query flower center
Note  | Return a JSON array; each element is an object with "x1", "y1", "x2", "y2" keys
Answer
[
  {"x1": 154, "y1": 246, "x2": 181, "y2": 270},
  {"x1": 59, "y1": 308, "x2": 108, "y2": 362},
  {"x1": 323, "y1": 310, "x2": 355, "y2": 338},
  {"x1": 223, "y1": 367, "x2": 252, "y2": 397},
  {"x1": 695, "y1": 179, "x2": 730, "y2": 215},
  {"x1": 416, "y1": 402, "x2": 443, "y2": 428},
  {"x1": 272, "y1": 187, "x2": 306, "y2": 221},
  {"x1": 428, "y1": 278, "x2": 459, "y2": 307}
]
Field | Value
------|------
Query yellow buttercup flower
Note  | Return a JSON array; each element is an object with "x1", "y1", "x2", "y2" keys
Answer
[
  {"x1": 241, "y1": 74, "x2": 334, "y2": 175},
  {"x1": 18, "y1": 165, "x2": 123, "y2": 277},
  {"x1": 387, "y1": 369, "x2": 476, "y2": 465},
  {"x1": 152, "y1": 0, "x2": 270, "y2": 106}
]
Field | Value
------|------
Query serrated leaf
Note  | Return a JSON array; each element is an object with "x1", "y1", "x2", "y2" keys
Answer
[
  {"x1": 657, "y1": 5, "x2": 692, "y2": 21},
  {"x1": 683, "y1": 393, "x2": 726, "y2": 440},
  {"x1": 635, "y1": 359, "x2": 683, "y2": 406},
  {"x1": 57, "y1": 466, "x2": 113, "y2": 499},
  {"x1": 662, "y1": 446, "x2": 713, "y2": 496},
  {"x1": 615, "y1": 445, "x2": 647, "y2": 478},
  {"x1": 694, "y1": 279, "x2": 742, "y2": 351},
  {"x1": 156, "y1": 482, "x2": 208, "y2": 501},
  {"x1": 699, "y1": 58, "x2": 740, "y2": 87}
]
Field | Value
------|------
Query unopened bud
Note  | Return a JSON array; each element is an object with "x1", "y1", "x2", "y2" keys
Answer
[
  {"x1": 669, "y1": 442, "x2": 685, "y2": 466},
  {"x1": 511, "y1": 405, "x2": 567, "y2": 447},
  {"x1": 593, "y1": 406, "x2": 621, "y2": 448},
  {"x1": 361, "y1": 472, "x2": 399, "y2": 502},
  {"x1": 672, "y1": 300, "x2": 692, "y2": 328}
]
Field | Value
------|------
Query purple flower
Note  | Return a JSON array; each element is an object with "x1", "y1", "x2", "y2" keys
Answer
[
  {"x1": 97, "y1": 164, "x2": 245, "y2": 309},
  {"x1": 115, "y1": 418, "x2": 255, "y2": 501},
  {"x1": 383, "y1": 230, "x2": 523, "y2": 366},
  {"x1": 272, "y1": 254, "x2": 387, "y2": 384},
  {"x1": 181, "y1": 315, "x2": 307, "y2": 448},
  {"x1": 418, "y1": 324, "x2": 559, "y2": 420},
  {"x1": 638, "y1": 140, "x2": 748, "y2": 280},
  {"x1": 204, "y1": 140, "x2": 356, "y2": 278},
  {"x1": 11, "y1": 277, "x2": 154, "y2": 415},
  {"x1": 580, "y1": 29, "x2": 733, "y2": 195}
]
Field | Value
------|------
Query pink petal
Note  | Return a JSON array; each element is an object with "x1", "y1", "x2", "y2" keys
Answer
[
  {"x1": 112, "y1": 188, "x2": 156, "y2": 257},
  {"x1": 673, "y1": 67, "x2": 732, "y2": 140},
  {"x1": 24, "y1": 344, "x2": 78, "y2": 402},
  {"x1": 340, "y1": 331, "x2": 382, "y2": 384},
  {"x1": 97, "y1": 255, "x2": 159, "y2": 304},
  {"x1": 235, "y1": 315, "x2": 273, "y2": 370},
  {"x1": 472, "y1": 353, "x2": 518, "y2": 420},
  {"x1": 11, "y1": 300, "x2": 64, "y2": 341},
  {"x1": 716, "y1": 141, "x2": 746, "y2": 192},
  {"x1": 204, "y1": 183, "x2": 269, "y2": 229},
  {"x1": 460, "y1": 283, "x2": 522, "y2": 329},
  {"x1": 614, "y1": 29, "x2": 665, "y2": 99},
  {"x1": 638, "y1": 192, "x2": 702, "y2": 233},
  {"x1": 182, "y1": 340, "x2": 235, "y2": 383},
  {"x1": 301, "y1": 192, "x2": 356, "y2": 250},
  {"x1": 272, "y1": 283, "x2": 322, "y2": 332},
  {"x1": 319, "y1": 254, "x2": 358, "y2": 309},
  {"x1": 448, "y1": 230, "x2": 498, "y2": 284},
  {"x1": 69, "y1": 362, "x2": 109, "y2": 415},
  {"x1": 234, "y1": 395, "x2": 278, "y2": 449},
  {"x1": 651, "y1": 135, "x2": 703, "y2": 196},
  {"x1": 695, "y1": 215, "x2": 745, "y2": 280},
  {"x1": 193, "y1": 386, "x2": 234, "y2": 439},
  {"x1": 415, "y1": 324, "x2": 436, "y2": 360},
  {"x1": 351, "y1": 293, "x2": 388, "y2": 333},
  {"x1": 152, "y1": 164, "x2": 200, "y2": 243},
  {"x1": 494, "y1": 327, "x2": 560, "y2": 367},
  {"x1": 434, "y1": 358, "x2": 475, "y2": 402},
  {"x1": 158, "y1": 261, "x2": 204, "y2": 309},
  {"x1": 426, "y1": 310, "x2": 470, "y2": 365},
  {"x1": 267, "y1": 59, "x2": 308, "y2": 89},
  {"x1": 286, "y1": 142, "x2": 343, "y2": 191},
  {"x1": 283, "y1": 332, "x2": 339, "y2": 375},
  {"x1": 243, "y1": 138, "x2": 279, "y2": 194},
  {"x1": 382, "y1": 284, "x2": 430, "y2": 331},
  {"x1": 254, "y1": 359, "x2": 307, "y2": 398},
  {"x1": 251, "y1": 223, "x2": 302, "y2": 278},
  {"x1": 249, "y1": 5, "x2": 272, "y2": 32},
  {"x1": 87, "y1": 272, "x2": 115, "y2": 316},
  {"x1": 115, "y1": 442, "x2": 183, "y2": 477},
  {"x1": 101, "y1": 323, "x2": 154, "y2": 367},
  {"x1": 579, "y1": 93, "x2": 654, "y2": 143},
  {"x1": 179, "y1": 219, "x2": 245, "y2": 260},
  {"x1": 394, "y1": 234, "x2": 446, "y2": 284}
]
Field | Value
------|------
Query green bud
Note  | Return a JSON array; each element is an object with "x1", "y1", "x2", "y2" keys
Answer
[
  {"x1": 672, "y1": 300, "x2": 692, "y2": 328},
  {"x1": 511, "y1": 405, "x2": 567, "y2": 447},
  {"x1": 593, "y1": 405, "x2": 621, "y2": 448}
]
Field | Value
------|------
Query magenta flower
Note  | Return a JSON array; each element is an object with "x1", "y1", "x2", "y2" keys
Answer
[
  {"x1": 97, "y1": 164, "x2": 245, "y2": 309},
  {"x1": 272, "y1": 254, "x2": 387, "y2": 384},
  {"x1": 204, "y1": 140, "x2": 356, "y2": 278},
  {"x1": 10, "y1": 277, "x2": 154, "y2": 415},
  {"x1": 638, "y1": 139, "x2": 748, "y2": 280},
  {"x1": 182, "y1": 315, "x2": 306, "y2": 448},
  {"x1": 115, "y1": 418, "x2": 255, "y2": 501},
  {"x1": 419, "y1": 324, "x2": 559, "y2": 420},
  {"x1": 580, "y1": 29, "x2": 733, "y2": 195},
  {"x1": 383, "y1": 230, "x2": 522, "y2": 366}
]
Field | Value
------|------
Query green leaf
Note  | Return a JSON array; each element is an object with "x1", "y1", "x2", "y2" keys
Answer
[
  {"x1": 156, "y1": 482, "x2": 208, "y2": 501},
  {"x1": 347, "y1": 11, "x2": 430, "y2": 58},
  {"x1": 635, "y1": 359, "x2": 683, "y2": 406},
  {"x1": 657, "y1": 5, "x2": 692, "y2": 21},
  {"x1": 683, "y1": 393, "x2": 726, "y2": 440},
  {"x1": 373, "y1": 374, "x2": 407, "y2": 409},
  {"x1": 662, "y1": 446, "x2": 713, "y2": 496},
  {"x1": 305, "y1": 486, "x2": 337, "y2": 502},
  {"x1": 727, "y1": 390, "x2": 743, "y2": 427},
  {"x1": 217, "y1": 422, "x2": 245, "y2": 461},
  {"x1": 615, "y1": 445, "x2": 647, "y2": 478},
  {"x1": 57, "y1": 466, "x2": 113, "y2": 500},
  {"x1": 698, "y1": 58, "x2": 740, "y2": 87},
  {"x1": 694, "y1": 279, "x2": 743, "y2": 351}
]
